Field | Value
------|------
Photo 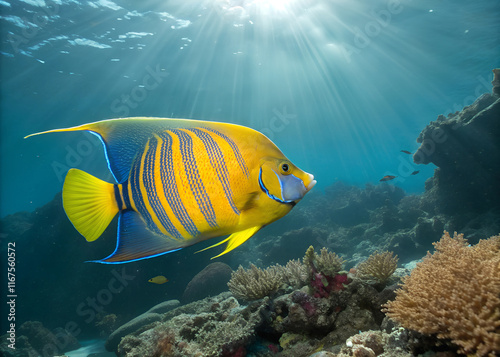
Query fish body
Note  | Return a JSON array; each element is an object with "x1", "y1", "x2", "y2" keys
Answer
[
  {"x1": 26, "y1": 118, "x2": 316, "y2": 263},
  {"x1": 411, "y1": 170, "x2": 420, "y2": 175},
  {"x1": 149, "y1": 275, "x2": 168, "y2": 284},
  {"x1": 380, "y1": 175, "x2": 396, "y2": 182},
  {"x1": 400, "y1": 150, "x2": 412, "y2": 155}
]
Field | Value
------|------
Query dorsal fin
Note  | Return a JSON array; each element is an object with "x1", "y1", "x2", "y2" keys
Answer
[
  {"x1": 25, "y1": 117, "x2": 258, "y2": 183},
  {"x1": 26, "y1": 118, "x2": 184, "y2": 183}
]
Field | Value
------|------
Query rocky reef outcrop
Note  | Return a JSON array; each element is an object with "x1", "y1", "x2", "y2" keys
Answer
[
  {"x1": 0, "y1": 320, "x2": 80, "y2": 357},
  {"x1": 182, "y1": 262, "x2": 233, "y2": 303},
  {"x1": 413, "y1": 68, "x2": 500, "y2": 215},
  {"x1": 106, "y1": 299, "x2": 180, "y2": 352}
]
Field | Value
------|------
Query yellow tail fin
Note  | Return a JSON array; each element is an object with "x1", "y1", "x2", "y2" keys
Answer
[{"x1": 63, "y1": 168, "x2": 119, "y2": 242}]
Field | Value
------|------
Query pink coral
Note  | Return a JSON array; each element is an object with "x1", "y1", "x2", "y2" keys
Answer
[{"x1": 311, "y1": 272, "x2": 349, "y2": 298}]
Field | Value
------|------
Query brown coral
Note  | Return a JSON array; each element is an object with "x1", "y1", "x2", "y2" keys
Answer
[
  {"x1": 383, "y1": 231, "x2": 500, "y2": 356},
  {"x1": 357, "y1": 251, "x2": 398, "y2": 284},
  {"x1": 303, "y1": 245, "x2": 345, "y2": 277},
  {"x1": 227, "y1": 264, "x2": 282, "y2": 300},
  {"x1": 281, "y1": 259, "x2": 309, "y2": 289}
]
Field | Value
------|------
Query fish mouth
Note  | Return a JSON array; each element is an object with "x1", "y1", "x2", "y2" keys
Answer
[{"x1": 305, "y1": 173, "x2": 316, "y2": 191}]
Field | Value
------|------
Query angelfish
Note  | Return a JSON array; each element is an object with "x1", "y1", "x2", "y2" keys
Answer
[{"x1": 26, "y1": 118, "x2": 316, "y2": 264}]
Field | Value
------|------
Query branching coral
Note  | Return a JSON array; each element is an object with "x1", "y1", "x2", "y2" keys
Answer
[
  {"x1": 356, "y1": 251, "x2": 398, "y2": 284},
  {"x1": 303, "y1": 246, "x2": 345, "y2": 277},
  {"x1": 383, "y1": 231, "x2": 500, "y2": 357},
  {"x1": 228, "y1": 264, "x2": 282, "y2": 300},
  {"x1": 281, "y1": 259, "x2": 309, "y2": 289}
]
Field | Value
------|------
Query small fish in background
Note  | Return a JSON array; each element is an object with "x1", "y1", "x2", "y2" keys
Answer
[
  {"x1": 400, "y1": 150, "x2": 412, "y2": 155},
  {"x1": 380, "y1": 175, "x2": 397, "y2": 182},
  {"x1": 25, "y1": 117, "x2": 316, "y2": 263},
  {"x1": 149, "y1": 275, "x2": 168, "y2": 284},
  {"x1": 411, "y1": 170, "x2": 420, "y2": 175}
]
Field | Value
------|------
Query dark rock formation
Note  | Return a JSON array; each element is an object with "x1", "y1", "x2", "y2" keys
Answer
[
  {"x1": 106, "y1": 312, "x2": 162, "y2": 352},
  {"x1": 0, "y1": 320, "x2": 80, "y2": 357},
  {"x1": 413, "y1": 69, "x2": 500, "y2": 215},
  {"x1": 182, "y1": 262, "x2": 233, "y2": 303}
]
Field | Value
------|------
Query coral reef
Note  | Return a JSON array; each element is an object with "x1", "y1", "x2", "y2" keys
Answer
[
  {"x1": 304, "y1": 246, "x2": 345, "y2": 278},
  {"x1": 356, "y1": 251, "x2": 398, "y2": 284},
  {"x1": 106, "y1": 232, "x2": 498, "y2": 357},
  {"x1": 182, "y1": 262, "x2": 233, "y2": 302},
  {"x1": 303, "y1": 246, "x2": 348, "y2": 298},
  {"x1": 117, "y1": 293, "x2": 264, "y2": 357},
  {"x1": 227, "y1": 264, "x2": 283, "y2": 301},
  {"x1": 95, "y1": 313, "x2": 119, "y2": 338},
  {"x1": 281, "y1": 259, "x2": 309, "y2": 289},
  {"x1": 383, "y1": 231, "x2": 500, "y2": 356},
  {"x1": 0, "y1": 320, "x2": 80, "y2": 357}
]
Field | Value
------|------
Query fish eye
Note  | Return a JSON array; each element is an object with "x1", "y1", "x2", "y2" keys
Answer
[{"x1": 280, "y1": 163, "x2": 290, "y2": 174}]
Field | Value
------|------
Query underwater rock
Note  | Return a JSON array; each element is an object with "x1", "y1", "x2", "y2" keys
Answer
[
  {"x1": 308, "y1": 352, "x2": 336, "y2": 357},
  {"x1": 146, "y1": 299, "x2": 180, "y2": 314},
  {"x1": 116, "y1": 293, "x2": 265, "y2": 356},
  {"x1": 10, "y1": 320, "x2": 81, "y2": 356},
  {"x1": 256, "y1": 226, "x2": 331, "y2": 266},
  {"x1": 106, "y1": 312, "x2": 162, "y2": 352},
  {"x1": 414, "y1": 73, "x2": 500, "y2": 215},
  {"x1": 182, "y1": 262, "x2": 232, "y2": 302},
  {"x1": 0, "y1": 335, "x2": 37, "y2": 357},
  {"x1": 492, "y1": 68, "x2": 500, "y2": 96}
]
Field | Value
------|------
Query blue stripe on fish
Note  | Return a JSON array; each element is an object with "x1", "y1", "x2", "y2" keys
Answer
[
  {"x1": 172, "y1": 129, "x2": 218, "y2": 228},
  {"x1": 202, "y1": 127, "x2": 250, "y2": 178},
  {"x1": 187, "y1": 128, "x2": 240, "y2": 215},
  {"x1": 130, "y1": 151, "x2": 162, "y2": 235},
  {"x1": 159, "y1": 131, "x2": 200, "y2": 237},
  {"x1": 143, "y1": 137, "x2": 183, "y2": 240}
]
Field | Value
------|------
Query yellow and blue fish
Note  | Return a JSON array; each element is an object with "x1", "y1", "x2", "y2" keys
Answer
[{"x1": 26, "y1": 117, "x2": 316, "y2": 264}]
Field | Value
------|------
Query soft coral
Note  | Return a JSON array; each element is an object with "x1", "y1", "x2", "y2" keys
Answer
[{"x1": 310, "y1": 272, "x2": 349, "y2": 298}]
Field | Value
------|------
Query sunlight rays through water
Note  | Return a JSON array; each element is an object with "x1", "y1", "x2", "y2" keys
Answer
[{"x1": 1, "y1": 0, "x2": 498, "y2": 215}]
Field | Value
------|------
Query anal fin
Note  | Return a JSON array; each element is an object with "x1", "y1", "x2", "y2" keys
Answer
[
  {"x1": 91, "y1": 210, "x2": 185, "y2": 264},
  {"x1": 209, "y1": 226, "x2": 262, "y2": 259}
]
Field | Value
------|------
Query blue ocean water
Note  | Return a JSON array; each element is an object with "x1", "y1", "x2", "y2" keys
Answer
[{"x1": 1, "y1": 0, "x2": 498, "y2": 217}]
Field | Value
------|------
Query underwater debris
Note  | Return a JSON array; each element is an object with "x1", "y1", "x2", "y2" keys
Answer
[
  {"x1": 383, "y1": 231, "x2": 500, "y2": 357},
  {"x1": 227, "y1": 264, "x2": 283, "y2": 301},
  {"x1": 356, "y1": 251, "x2": 398, "y2": 284}
]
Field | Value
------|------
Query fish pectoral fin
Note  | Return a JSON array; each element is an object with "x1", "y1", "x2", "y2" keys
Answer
[
  {"x1": 210, "y1": 226, "x2": 262, "y2": 259},
  {"x1": 91, "y1": 210, "x2": 185, "y2": 264}
]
